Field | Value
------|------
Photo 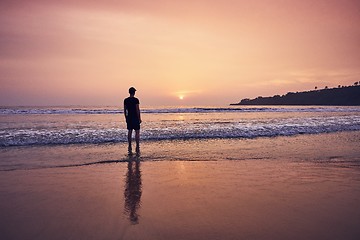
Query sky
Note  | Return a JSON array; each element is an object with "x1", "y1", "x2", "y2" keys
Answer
[{"x1": 1, "y1": 0, "x2": 359, "y2": 106}]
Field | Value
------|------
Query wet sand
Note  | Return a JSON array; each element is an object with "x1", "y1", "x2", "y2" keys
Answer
[{"x1": 1, "y1": 132, "x2": 360, "y2": 240}]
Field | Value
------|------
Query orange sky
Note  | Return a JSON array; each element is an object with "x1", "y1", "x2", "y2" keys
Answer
[{"x1": 1, "y1": 0, "x2": 359, "y2": 106}]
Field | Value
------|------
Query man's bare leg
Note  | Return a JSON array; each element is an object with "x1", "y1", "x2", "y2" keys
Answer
[
  {"x1": 135, "y1": 130, "x2": 140, "y2": 153},
  {"x1": 128, "y1": 129, "x2": 133, "y2": 153}
]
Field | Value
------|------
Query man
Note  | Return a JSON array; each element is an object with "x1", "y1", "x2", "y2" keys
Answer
[{"x1": 124, "y1": 87, "x2": 142, "y2": 153}]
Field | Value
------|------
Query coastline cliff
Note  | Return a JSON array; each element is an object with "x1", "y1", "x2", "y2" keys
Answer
[{"x1": 231, "y1": 85, "x2": 360, "y2": 106}]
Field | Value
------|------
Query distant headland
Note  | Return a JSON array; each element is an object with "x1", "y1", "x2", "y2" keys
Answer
[{"x1": 231, "y1": 83, "x2": 360, "y2": 106}]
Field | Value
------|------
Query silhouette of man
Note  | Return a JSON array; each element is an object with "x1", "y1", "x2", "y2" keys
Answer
[{"x1": 124, "y1": 87, "x2": 141, "y2": 153}]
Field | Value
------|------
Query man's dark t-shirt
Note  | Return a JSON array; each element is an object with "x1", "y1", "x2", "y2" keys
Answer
[{"x1": 124, "y1": 97, "x2": 140, "y2": 130}]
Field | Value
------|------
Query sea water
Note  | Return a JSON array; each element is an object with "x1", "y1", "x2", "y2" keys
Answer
[
  {"x1": 1, "y1": 105, "x2": 360, "y2": 146},
  {"x1": 0, "y1": 106, "x2": 360, "y2": 170}
]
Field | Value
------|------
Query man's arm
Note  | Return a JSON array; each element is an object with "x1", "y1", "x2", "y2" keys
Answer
[
  {"x1": 136, "y1": 104, "x2": 141, "y2": 123},
  {"x1": 124, "y1": 103, "x2": 127, "y2": 119}
]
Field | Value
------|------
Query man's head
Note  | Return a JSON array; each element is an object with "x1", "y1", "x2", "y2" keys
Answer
[{"x1": 129, "y1": 87, "x2": 136, "y2": 95}]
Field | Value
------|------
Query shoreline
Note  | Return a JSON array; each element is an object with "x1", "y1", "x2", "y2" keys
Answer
[{"x1": 1, "y1": 131, "x2": 359, "y2": 172}]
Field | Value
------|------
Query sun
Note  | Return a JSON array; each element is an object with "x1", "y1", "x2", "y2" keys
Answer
[{"x1": 179, "y1": 95, "x2": 184, "y2": 100}]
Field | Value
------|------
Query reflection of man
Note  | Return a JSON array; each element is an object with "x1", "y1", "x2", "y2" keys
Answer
[
  {"x1": 124, "y1": 87, "x2": 142, "y2": 153},
  {"x1": 124, "y1": 159, "x2": 142, "y2": 224}
]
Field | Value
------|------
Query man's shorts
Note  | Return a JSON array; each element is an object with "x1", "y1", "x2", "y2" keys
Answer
[{"x1": 126, "y1": 118, "x2": 140, "y2": 130}]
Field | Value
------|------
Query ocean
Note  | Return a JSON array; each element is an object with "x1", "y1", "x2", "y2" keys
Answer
[
  {"x1": 1, "y1": 105, "x2": 360, "y2": 146},
  {"x1": 1, "y1": 105, "x2": 360, "y2": 171}
]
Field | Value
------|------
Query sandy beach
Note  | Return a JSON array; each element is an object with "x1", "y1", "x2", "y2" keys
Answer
[{"x1": 1, "y1": 131, "x2": 360, "y2": 240}]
